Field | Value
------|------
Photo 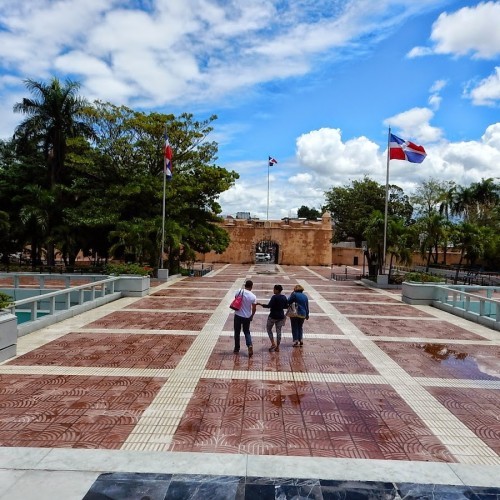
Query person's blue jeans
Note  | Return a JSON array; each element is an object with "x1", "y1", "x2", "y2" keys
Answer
[
  {"x1": 290, "y1": 317, "x2": 305, "y2": 342},
  {"x1": 234, "y1": 314, "x2": 252, "y2": 351}
]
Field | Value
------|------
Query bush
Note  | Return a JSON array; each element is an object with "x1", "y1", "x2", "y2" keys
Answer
[
  {"x1": 403, "y1": 272, "x2": 444, "y2": 283},
  {"x1": 389, "y1": 273, "x2": 405, "y2": 285},
  {"x1": 103, "y1": 263, "x2": 153, "y2": 276},
  {"x1": 0, "y1": 291, "x2": 13, "y2": 309}
]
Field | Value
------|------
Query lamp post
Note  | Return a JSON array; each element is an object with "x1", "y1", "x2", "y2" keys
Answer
[{"x1": 362, "y1": 242, "x2": 367, "y2": 277}]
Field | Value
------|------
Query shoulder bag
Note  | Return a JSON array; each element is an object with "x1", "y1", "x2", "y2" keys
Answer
[{"x1": 230, "y1": 289, "x2": 244, "y2": 310}]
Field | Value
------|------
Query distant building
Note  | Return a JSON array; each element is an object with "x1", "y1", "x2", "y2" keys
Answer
[{"x1": 235, "y1": 212, "x2": 251, "y2": 219}]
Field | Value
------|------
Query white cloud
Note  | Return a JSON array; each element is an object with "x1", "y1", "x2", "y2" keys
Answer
[
  {"x1": 221, "y1": 121, "x2": 500, "y2": 219},
  {"x1": 466, "y1": 66, "x2": 500, "y2": 106},
  {"x1": 296, "y1": 128, "x2": 382, "y2": 179},
  {"x1": 0, "y1": 0, "x2": 453, "y2": 114},
  {"x1": 430, "y1": 79, "x2": 447, "y2": 93},
  {"x1": 408, "y1": 1, "x2": 500, "y2": 59},
  {"x1": 383, "y1": 107, "x2": 443, "y2": 143}
]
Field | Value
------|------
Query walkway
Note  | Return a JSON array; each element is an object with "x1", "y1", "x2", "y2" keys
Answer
[{"x1": 0, "y1": 264, "x2": 499, "y2": 499}]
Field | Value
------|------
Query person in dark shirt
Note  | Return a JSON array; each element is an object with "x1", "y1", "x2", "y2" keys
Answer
[
  {"x1": 257, "y1": 284, "x2": 288, "y2": 352},
  {"x1": 288, "y1": 284, "x2": 309, "y2": 347}
]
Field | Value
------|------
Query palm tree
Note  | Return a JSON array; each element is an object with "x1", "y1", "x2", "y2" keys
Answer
[
  {"x1": 109, "y1": 219, "x2": 157, "y2": 264},
  {"x1": 13, "y1": 77, "x2": 94, "y2": 265},
  {"x1": 17, "y1": 185, "x2": 54, "y2": 269},
  {"x1": 469, "y1": 178, "x2": 499, "y2": 222},
  {"x1": 363, "y1": 210, "x2": 385, "y2": 275},
  {"x1": 387, "y1": 218, "x2": 414, "y2": 278},
  {"x1": 450, "y1": 222, "x2": 490, "y2": 283},
  {"x1": 415, "y1": 212, "x2": 446, "y2": 271}
]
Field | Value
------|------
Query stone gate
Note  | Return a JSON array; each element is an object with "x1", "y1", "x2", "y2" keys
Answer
[{"x1": 199, "y1": 212, "x2": 333, "y2": 266}]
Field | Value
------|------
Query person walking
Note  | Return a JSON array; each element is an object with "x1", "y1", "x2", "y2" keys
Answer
[
  {"x1": 257, "y1": 284, "x2": 288, "y2": 352},
  {"x1": 288, "y1": 284, "x2": 309, "y2": 347},
  {"x1": 233, "y1": 279, "x2": 257, "y2": 357}
]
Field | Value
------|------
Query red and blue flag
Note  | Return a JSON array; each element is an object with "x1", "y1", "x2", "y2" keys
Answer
[
  {"x1": 268, "y1": 156, "x2": 278, "y2": 167},
  {"x1": 164, "y1": 130, "x2": 173, "y2": 180},
  {"x1": 389, "y1": 134, "x2": 426, "y2": 164}
]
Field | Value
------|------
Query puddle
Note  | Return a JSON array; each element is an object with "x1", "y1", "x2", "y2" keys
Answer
[{"x1": 415, "y1": 343, "x2": 499, "y2": 380}]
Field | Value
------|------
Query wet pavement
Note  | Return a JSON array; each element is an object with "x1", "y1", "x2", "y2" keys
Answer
[{"x1": 0, "y1": 264, "x2": 499, "y2": 499}]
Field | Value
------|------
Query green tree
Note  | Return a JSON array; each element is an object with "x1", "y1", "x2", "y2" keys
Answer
[
  {"x1": 386, "y1": 218, "x2": 415, "y2": 277},
  {"x1": 450, "y1": 222, "x2": 492, "y2": 283},
  {"x1": 297, "y1": 205, "x2": 321, "y2": 219},
  {"x1": 324, "y1": 176, "x2": 412, "y2": 246},
  {"x1": 363, "y1": 210, "x2": 385, "y2": 275},
  {"x1": 82, "y1": 103, "x2": 238, "y2": 270},
  {"x1": 415, "y1": 212, "x2": 448, "y2": 271},
  {"x1": 13, "y1": 77, "x2": 94, "y2": 266}
]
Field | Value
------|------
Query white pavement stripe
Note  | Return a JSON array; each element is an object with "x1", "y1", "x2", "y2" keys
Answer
[
  {"x1": 302, "y1": 279, "x2": 500, "y2": 466},
  {"x1": 121, "y1": 277, "x2": 241, "y2": 451}
]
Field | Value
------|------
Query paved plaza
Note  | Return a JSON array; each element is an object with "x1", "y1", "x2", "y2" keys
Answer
[{"x1": 0, "y1": 264, "x2": 499, "y2": 499}]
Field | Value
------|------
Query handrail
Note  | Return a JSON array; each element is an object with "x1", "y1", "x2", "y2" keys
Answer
[
  {"x1": 8, "y1": 276, "x2": 119, "y2": 321},
  {"x1": 434, "y1": 285, "x2": 500, "y2": 324}
]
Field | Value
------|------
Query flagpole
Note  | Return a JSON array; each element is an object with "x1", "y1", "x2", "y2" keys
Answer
[
  {"x1": 160, "y1": 123, "x2": 167, "y2": 270},
  {"x1": 382, "y1": 127, "x2": 391, "y2": 275},
  {"x1": 266, "y1": 156, "x2": 270, "y2": 223},
  {"x1": 160, "y1": 164, "x2": 166, "y2": 269}
]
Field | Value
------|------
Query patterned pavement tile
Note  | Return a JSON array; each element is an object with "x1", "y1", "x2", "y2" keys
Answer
[
  {"x1": 334, "y1": 303, "x2": 433, "y2": 317},
  {"x1": 0, "y1": 375, "x2": 165, "y2": 448},
  {"x1": 206, "y1": 337, "x2": 378, "y2": 374},
  {"x1": 126, "y1": 297, "x2": 223, "y2": 310},
  {"x1": 350, "y1": 318, "x2": 486, "y2": 340},
  {"x1": 375, "y1": 341, "x2": 500, "y2": 380},
  {"x1": 84, "y1": 311, "x2": 211, "y2": 330},
  {"x1": 6, "y1": 333, "x2": 194, "y2": 369},
  {"x1": 427, "y1": 387, "x2": 500, "y2": 454},
  {"x1": 152, "y1": 288, "x2": 228, "y2": 298},
  {"x1": 169, "y1": 379, "x2": 454, "y2": 461}
]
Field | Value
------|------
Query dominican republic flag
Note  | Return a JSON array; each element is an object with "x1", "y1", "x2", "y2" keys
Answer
[
  {"x1": 164, "y1": 130, "x2": 173, "y2": 180},
  {"x1": 389, "y1": 134, "x2": 426, "y2": 163},
  {"x1": 268, "y1": 156, "x2": 278, "y2": 167}
]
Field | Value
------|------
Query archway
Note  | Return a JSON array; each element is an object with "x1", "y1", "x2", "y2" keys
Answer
[{"x1": 255, "y1": 239, "x2": 279, "y2": 264}]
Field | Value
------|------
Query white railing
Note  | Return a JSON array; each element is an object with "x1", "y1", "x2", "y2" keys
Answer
[
  {"x1": 434, "y1": 285, "x2": 500, "y2": 330},
  {"x1": 7, "y1": 276, "x2": 119, "y2": 322}
]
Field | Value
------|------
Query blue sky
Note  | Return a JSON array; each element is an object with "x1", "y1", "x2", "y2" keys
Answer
[{"x1": 1, "y1": 0, "x2": 499, "y2": 219}]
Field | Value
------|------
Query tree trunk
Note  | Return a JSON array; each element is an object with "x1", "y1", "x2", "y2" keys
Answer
[
  {"x1": 454, "y1": 250, "x2": 465, "y2": 284},
  {"x1": 46, "y1": 241, "x2": 55, "y2": 267}
]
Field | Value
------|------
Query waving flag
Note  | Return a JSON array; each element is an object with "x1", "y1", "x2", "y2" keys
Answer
[
  {"x1": 268, "y1": 156, "x2": 278, "y2": 167},
  {"x1": 389, "y1": 134, "x2": 426, "y2": 163},
  {"x1": 164, "y1": 130, "x2": 173, "y2": 180}
]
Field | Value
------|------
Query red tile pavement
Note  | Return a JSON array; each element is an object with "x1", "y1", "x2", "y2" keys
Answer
[
  {"x1": 350, "y1": 318, "x2": 486, "y2": 340},
  {"x1": 322, "y1": 294, "x2": 401, "y2": 303},
  {"x1": 7, "y1": 333, "x2": 194, "y2": 369},
  {"x1": 427, "y1": 387, "x2": 500, "y2": 454},
  {"x1": 334, "y1": 303, "x2": 434, "y2": 317},
  {"x1": 152, "y1": 288, "x2": 227, "y2": 298},
  {"x1": 376, "y1": 341, "x2": 500, "y2": 380},
  {"x1": 0, "y1": 375, "x2": 165, "y2": 449},
  {"x1": 84, "y1": 311, "x2": 211, "y2": 330},
  {"x1": 222, "y1": 314, "x2": 344, "y2": 334},
  {"x1": 206, "y1": 337, "x2": 378, "y2": 374},
  {"x1": 126, "y1": 297, "x2": 223, "y2": 309},
  {"x1": 169, "y1": 379, "x2": 454, "y2": 461},
  {"x1": 0, "y1": 266, "x2": 498, "y2": 466}
]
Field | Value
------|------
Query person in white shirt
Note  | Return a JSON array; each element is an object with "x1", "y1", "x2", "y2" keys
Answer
[{"x1": 233, "y1": 279, "x2": 257, "y2": 357}]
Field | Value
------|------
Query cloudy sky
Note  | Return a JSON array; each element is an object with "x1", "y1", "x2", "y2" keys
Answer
[{"x1": 1, "y1": 0, "x2": 499, "y2": 219}]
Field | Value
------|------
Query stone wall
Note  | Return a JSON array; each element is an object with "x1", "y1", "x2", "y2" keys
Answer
[{"x1": 198, "y1": 213, "x2": 333, "y2": 266}]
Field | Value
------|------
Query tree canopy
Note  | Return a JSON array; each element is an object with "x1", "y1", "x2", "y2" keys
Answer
[{"x1": 0, "y1": 77, "x2": 239, "y2": 272}]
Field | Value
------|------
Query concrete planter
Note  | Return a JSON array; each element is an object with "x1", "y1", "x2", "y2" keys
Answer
[
  {"x1": 401, "y1": 281, "x2": 445, "y2": 305},
  {"x1": 0, "y1": 311, "x2": 17, "y2": 362},
  {"x1": 114, "y1": 275, "x2": 150, "y2": 297}
]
